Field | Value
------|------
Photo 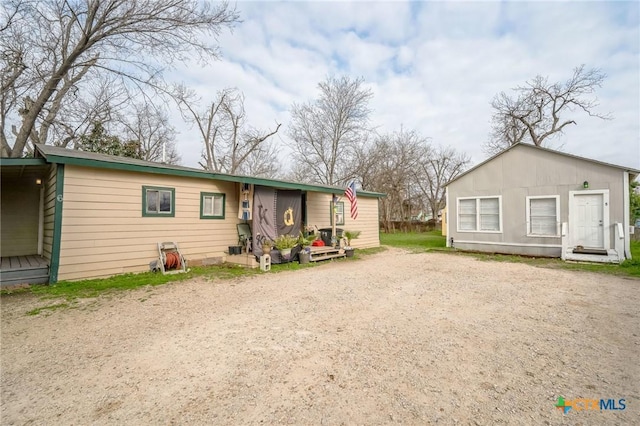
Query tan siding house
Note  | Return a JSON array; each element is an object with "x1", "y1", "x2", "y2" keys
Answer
[
  {"x1": 1, "y1": 145, "x2": 384, "y2": 284},
  {"x1": 43, "y1": 164, "x2": 57, "y2": 263},
  {"x1": 58, "y1": 165, "x2": 241, "y2": 281},
  {"x1": 306, "y1": 192, "x2": 380, "y2": 249},
  {"x1": 445, "y1": 143, "x2": 638, "y2": 263}
]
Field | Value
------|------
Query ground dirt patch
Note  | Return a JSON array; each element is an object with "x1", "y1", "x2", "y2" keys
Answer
[{"x1": 1, "y1": 249, "x2": 638, "y2": 425}]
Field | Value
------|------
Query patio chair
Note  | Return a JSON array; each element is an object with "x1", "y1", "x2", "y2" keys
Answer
[{"x1": 237, "y1": 223, "x2": 252, "y2": 252}]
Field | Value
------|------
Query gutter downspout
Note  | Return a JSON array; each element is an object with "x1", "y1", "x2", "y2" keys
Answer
[
  {"x1": 445, "y1": 187, "x2": 451, "y2": 247},
  {"x1": 623, "y1": 171, "x2": 631, "y2": 259}
]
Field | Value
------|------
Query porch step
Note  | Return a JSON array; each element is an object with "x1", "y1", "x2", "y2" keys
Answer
[
  {"x1": 309, "y1": 253, "x2": 346, "y2": 262},
  {"x1": 564, "y1": 249, "x2": 621, "y2": 264},
  {"x1": 309, "y1": 246, "x2": 346, "y2": 262},
  {"x1": 0, "y1": 267, "x2": 49, "y2": 287},
  {"x1": 572, "y1": 247, "x2": 608, "y2": 255}
]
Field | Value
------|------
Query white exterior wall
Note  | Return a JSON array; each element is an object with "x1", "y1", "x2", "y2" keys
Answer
[{"x1": 447, "y1": 145, "x2": 628, "y2": 257}]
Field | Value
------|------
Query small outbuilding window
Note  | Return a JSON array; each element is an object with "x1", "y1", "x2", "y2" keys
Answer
[
  {"x1": 526, "y1": 196, "x2": 559, "y2": 237},
  {"x1": 332, "y1": 201, "x2": 345, "y2": 226},
  {"x1": 200, "y1": 192, "x2": 225, "y2": 219},
  {"x1": 143, "y1": 186, "x2": 175, "y2": 217},
  {"x1": 457, "y1": 196, "x2": 502, "y2": 232}
]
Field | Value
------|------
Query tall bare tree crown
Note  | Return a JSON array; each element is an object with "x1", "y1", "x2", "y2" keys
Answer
[
  {"x1": 1, "y1": 0, "x2": 239, "y2": 157},
  {"x1": 288, "y1": 75, "x2": 373, "y2": 186},
  {"x1": 484, "y1": 65, "x2": 610, "y2": 155}
]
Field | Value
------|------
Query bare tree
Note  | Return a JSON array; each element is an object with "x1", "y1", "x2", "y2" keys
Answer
[
  {"x1": 47, "y1": 74, "x2": 129, "y2": 150},
  {"x1": 175, "y1": 86, "x2": 281, "y2": 174},
  {"x1": 288, "y1": 76, "x2": 373, "y2": 186},
  {"x1": 235, "y1": 140, "x2": 282, "y2": 178},
  {"x1": 484, "y1": 65, "x2": 610, "y2": 155},
  {"x1": 360, "y1": 129, "x2": 429, "y2": 232},
  {"x1": 414, "y1": 145, "x2": 470, "y2": 221},
  {"x1": 0, "y1": 0, "x2": 239, "y2": 157},
  {"x1": 120, "y1": 102, "x2": 180, "y2": 164}
]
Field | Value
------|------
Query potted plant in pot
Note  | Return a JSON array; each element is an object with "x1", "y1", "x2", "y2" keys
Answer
[
  {"x1": 273, "y1": 234, "x2": 299, "y2": 262},
  {"x1": 297, "y1": 232, "x2": 315, "y2": 264},
  {"x1": 261, "y1": 238, "x2": 274, "y2": 256},
  {"x1": 343, "y1": 230, "x2": 361, "y2": 257}
]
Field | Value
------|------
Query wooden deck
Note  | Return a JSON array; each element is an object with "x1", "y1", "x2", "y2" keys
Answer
[
  {"x1": 309, "y1": 246, "x2": 346, "y2": 262},
  {"x1": 1, "y1": 255, "x2": 48, "y2": 270},
  {"x1": 0, "y1": 255, "x2": 49, "y2": 286}
]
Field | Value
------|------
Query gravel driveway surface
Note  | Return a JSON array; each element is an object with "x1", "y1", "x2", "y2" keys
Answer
[{"x1": 1, "y1": 248, "x2": 638, "y2": 425}]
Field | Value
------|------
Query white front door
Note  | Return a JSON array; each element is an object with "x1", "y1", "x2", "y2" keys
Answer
[{"x1": 574, "y1": 193, "x2": 604, "y2": 248}]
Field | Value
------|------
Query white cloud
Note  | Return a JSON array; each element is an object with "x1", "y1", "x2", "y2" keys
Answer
[{"x1": 166, "y1": 1, "x2": 640, "y2": 171}]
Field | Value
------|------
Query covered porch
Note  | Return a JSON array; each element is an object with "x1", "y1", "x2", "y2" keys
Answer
[
  {"x1": 0, "y1": 159, "x2": 54, "y2": 286},
  {"x1": 0, "y1": 255, "x2": 49, "y2": 287}
]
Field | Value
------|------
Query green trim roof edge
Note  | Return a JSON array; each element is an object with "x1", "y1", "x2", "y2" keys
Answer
[
  {"x1": 31, "y1": 144, "x2": 385, "y2": 197},
  {"x1": 0, "y1": 158, "x2": 47, "y2": 166}
]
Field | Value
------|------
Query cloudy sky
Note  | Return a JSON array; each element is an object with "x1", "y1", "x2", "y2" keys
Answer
[{"x1": 168, "y1": 1, "x2": 640, "y2": 172}]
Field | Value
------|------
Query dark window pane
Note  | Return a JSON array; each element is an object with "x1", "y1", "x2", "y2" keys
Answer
[{"x1": 160, "y1": 191, "x2": 172, "y2": 213}]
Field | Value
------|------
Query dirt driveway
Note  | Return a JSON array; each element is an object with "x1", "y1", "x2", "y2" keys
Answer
[{"x1": 1, "y1": 249, "x2": 639, "y2": 425}]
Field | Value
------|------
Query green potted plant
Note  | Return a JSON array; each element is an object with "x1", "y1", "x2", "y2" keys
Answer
[
  {"x1": 297, "y1": 232, "x2": 315, "y2": 264},
  {"x1": 261, "y1": 238, "x2": 274, "y2": 255},
  {"x1": 274, "y1": 234, "x2": 299, "y2": 261},
  {"x1": 343, "y1": 230, "x2": 361, "y2": 257},
  {"x1": 297, "y1": 231, "x2": 316, "y2": 248}
]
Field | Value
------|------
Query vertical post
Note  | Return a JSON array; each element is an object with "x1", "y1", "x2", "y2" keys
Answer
[
  {"x1": 50, "y1": 164, "x2": 65, "y2": 283},
  {"x1": 331, "y1": 195, "x2": 337, "y2": 247},
  {"x1": 37, "y1": 185, "x2": 44, "y2": 256}
]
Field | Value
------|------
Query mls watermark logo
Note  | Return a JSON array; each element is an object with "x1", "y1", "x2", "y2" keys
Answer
[{"x1": 555, "y1": 396, "x2": 626, "y2": 414}]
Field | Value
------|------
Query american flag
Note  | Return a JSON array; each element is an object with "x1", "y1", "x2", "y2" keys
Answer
[{"x1": 345, "y1": 181, "x2": 358, "y2": 220}]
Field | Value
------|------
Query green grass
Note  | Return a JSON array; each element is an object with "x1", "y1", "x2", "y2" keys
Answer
[
  {"x1": 380, "y1": 230, "x2": 447, "y2": 252},
  {"x1": 354, "y1": 246, "x2": 388, "y2": 256},
  {"x1": 2, "y1": 251, "x2": 380, "y2": 311},
  {"x1": 26, "y1": 262, "x2": 285, "y2": 301},
  {"x1": 452, "y1": 240, "x2": 640, "y2": 278},
  {"x1": 380, "y1": 230, "x2": 639, "y2": 278},
  {"x1": 7, "y1": 232, "x2": 636, "y2": 314},
  {"x1": 26, "y1": 303, "x2": 69, "y2": 316},
  {"x1": 380, "y1": 230, "x2": 640, "y2": 276}
]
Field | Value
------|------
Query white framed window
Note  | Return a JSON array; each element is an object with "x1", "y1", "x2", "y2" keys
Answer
[
  {"x1": 526, "y1": 195, "x2": 560, "y2": 237},
  {"x1": 457, "y1": 196, "x2": 502, "y2": 232},
  {"x1": 458, "y1": 199, "x2": 477, "y2": 231},
  {"x1": 200, "y1": 192, "x2": 225, "y2": 219},
  {"x1": 332, "y1": 201, "x2": 345, "y2": 226}
]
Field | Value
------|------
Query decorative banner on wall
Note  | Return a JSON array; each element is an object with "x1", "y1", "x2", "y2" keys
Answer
[
  {"x1": 251, "y1": 187, "x2": 303, "y2": 258},
  {"x1": 252, "y1": 186, "x2": 277, "y2": 257},
  {"x1": 276, "y1": 190, "x2": 302, "y2": 236},
  {"x1": 238, "y1": 183, "x2": 254, "y2": 220}
]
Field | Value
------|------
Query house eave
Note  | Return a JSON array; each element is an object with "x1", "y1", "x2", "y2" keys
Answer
[
  {"x1": 33, "y1": 145, "x2": 386, "y2": 197},
  {"x1": 446, "y1": 143, "x2": 640, "y2": 187}
]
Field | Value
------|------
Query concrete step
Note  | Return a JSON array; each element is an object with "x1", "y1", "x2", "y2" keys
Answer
[{"x1": 564, "y1": 249, "x2": 620, "y2": 264}]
